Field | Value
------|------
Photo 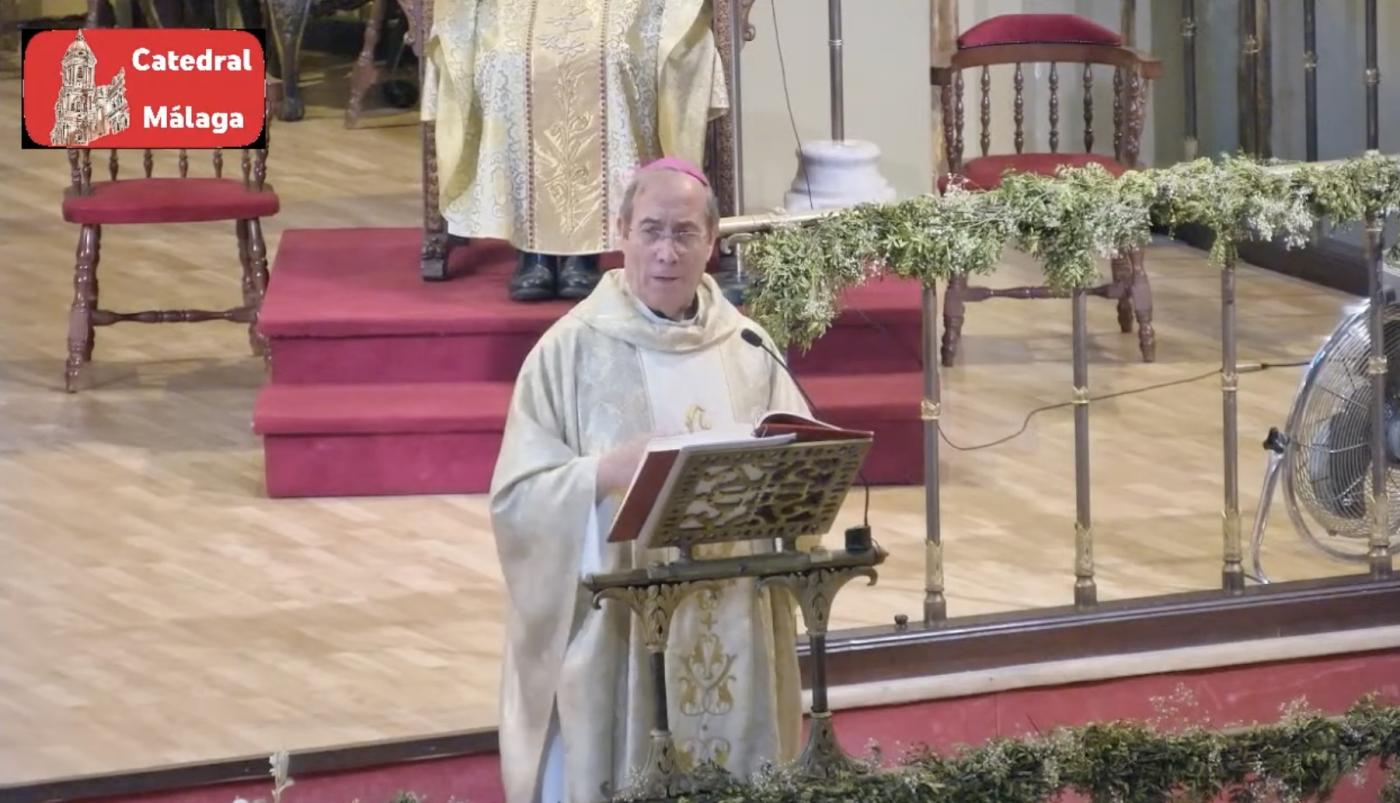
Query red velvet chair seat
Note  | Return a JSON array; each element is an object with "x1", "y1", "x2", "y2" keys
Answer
[
  {"x1": 62, "y1": 178, "x2": 280, "y2": 225},
  {"x1": 962, "y1": 153, "x2": 1128, "y2": 191},
  {"x1": 958, "y1": 13, "x2": 1122, "y2": 49}
]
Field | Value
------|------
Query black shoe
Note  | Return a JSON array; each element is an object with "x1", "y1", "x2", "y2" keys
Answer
[
  {"x1": 509, "y1": 252, "x2": 558, "y2": 301},
  {"x1": 557, "y1": 254, "x2": 602, "y2": 300}
]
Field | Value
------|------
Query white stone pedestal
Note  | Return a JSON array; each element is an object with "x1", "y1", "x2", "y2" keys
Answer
[{"x1": 782, "y1": 139, "x2": 895, "y2": 211}]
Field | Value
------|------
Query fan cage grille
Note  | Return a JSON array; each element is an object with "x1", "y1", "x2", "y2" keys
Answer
[{"x1": 1286, "y1": 304, "x2": 1400, "y2": 546}]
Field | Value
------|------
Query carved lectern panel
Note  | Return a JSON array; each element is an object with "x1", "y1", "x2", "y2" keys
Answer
[{"x1": 649, "y1": 441, "x2": 869, "y2": 552}]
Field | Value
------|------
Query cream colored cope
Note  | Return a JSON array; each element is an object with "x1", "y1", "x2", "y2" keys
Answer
[{"x1": 488, "y1": 270, "x2": 811, "y2": 802}]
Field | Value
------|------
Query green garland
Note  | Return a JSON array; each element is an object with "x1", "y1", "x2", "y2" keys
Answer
[
  {"x1": 644, "y1": 696, "x2": 1400, "y2": 803},
  {"x1": 743, "y1": 188, "x2": 1012, "y2": 351},
  {"x1": 235, "y1": 698, "x2": 1400, "y2": 803},
  {"x1": 742, "y1": 152, "x2": 1400, "y2": 351}
]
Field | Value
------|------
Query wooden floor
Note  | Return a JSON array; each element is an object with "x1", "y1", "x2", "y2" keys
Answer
[{"x1": 0, "y1": 66, "x2": 1372, "y2": 786}]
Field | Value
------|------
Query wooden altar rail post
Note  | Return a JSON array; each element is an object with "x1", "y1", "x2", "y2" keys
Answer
[
  {"x1": 1364, "y1": 214, "x2": 1394, "y2": 580},
  {"x1": 1221, "y1": 248, "x2": 1244, "y2": 593},
  {"x1": 1072, "y1": 288, "x2": 1095, "y2": 607},
  {"x1": 923, "y1": 0, "x2": 957, "y2": 624},
  {"x1": 1360, "y1": 3, "x2": 1391, "y2": 581}
]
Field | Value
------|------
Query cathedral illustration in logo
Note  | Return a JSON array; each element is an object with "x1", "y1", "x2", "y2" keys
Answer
[{"x1": 50, "y1": 30, "x2": 130, "y2": 146}]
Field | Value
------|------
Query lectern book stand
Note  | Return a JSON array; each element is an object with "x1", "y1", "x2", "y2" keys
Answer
[{"x1": 582, "y1": 412, "x2": 887, "y2": 801}]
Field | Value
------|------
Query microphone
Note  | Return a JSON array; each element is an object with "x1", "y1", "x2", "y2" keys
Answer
[{"x1": 741, "y1": 328, "x2": 873, "y2": 550}]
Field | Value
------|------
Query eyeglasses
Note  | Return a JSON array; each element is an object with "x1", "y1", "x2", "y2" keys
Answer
[{"x1": 632, "y1": 226, "x2": 708, "y2": 252}]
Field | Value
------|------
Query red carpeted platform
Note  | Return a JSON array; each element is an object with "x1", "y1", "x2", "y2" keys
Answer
[{"x1": 253, "y1": 228, "x2": 926, "y2": 498}]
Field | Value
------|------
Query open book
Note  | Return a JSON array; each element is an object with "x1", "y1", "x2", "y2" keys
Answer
[{"x1": 606, "y1": 411, "x2": 872, "y2": 545}]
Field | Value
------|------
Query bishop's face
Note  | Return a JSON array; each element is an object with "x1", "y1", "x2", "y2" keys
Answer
[{"x1": 618, "y1": 171, "x2": 716, "y2": 319}]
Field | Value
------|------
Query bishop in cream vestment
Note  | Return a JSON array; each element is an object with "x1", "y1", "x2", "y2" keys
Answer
[
  {"x1": 424, "y1": 0, "x2": 728, "y2": 256},
  {"x1": 489, "y1": 269, "x2": 806, "y2": 802}
]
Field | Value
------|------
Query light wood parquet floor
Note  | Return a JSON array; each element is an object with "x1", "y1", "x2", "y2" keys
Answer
[{"x1": 0, "y1": 65, "x2": 1372, "y2": 786}]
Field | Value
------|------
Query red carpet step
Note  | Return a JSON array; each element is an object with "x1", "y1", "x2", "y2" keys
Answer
[
  {"x1": 254, "y1": 374, "x2": 926, "y2": 497},
  {"x1": 257, "y1": 232, "x2": 581, "y2": 385},
  {"x1": 254, "y1": 228, "x2": 927, "y2": 497}
]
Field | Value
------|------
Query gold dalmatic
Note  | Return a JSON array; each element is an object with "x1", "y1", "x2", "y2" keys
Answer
[
  {"x1": 427, "y1": 0, "x2": 727, "y2": 256},
  {"x1": 522, "y1": 0, "x2": 605, "y2": 250}
]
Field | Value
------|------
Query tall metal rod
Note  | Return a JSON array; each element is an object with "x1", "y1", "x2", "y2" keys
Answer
[
  {"x1": 1072, "y1": 290, "x2": 1096, "y2": 607},
  {"x1": 726, "y1": 0, "x2": 748, "y2": 284},
  {"x1": 1255, "y1": 0, "x2": 1272, "y2": 158},
  {"x1": 1364, "y1": 0, "x2": 1379, "y2": 151},
  {"x1": 1236, "y1": 0, "x2": 1271, "y2": 158},
  {"x1": 1182, "y1": 0, "x2": 1198, "y2": 160},
  {"x1": 922, "y1": 286, "x2": 946, "y2": 622},
  {"x1": 729, "y1": 0, "x2": 746, "y2": 213},
  {"x1": 922, "y1": 0, "x2": 955, "y2": 624},
  {"x1": 828, "y1": 0, "x2": 844, "y2": 142},
  {"x1": 1365, "y1": 215, "x2": 1394, "y2": 579},
  {"x1": 1222, "y1": 255, "x2": 1244, "y2": 593},
  {"x1": 1303, "y1": 0, "x2": 1318, "y2": 162},
  {"x1": 1238, "y1": 0, "x2": 1259, "y2": 156}
]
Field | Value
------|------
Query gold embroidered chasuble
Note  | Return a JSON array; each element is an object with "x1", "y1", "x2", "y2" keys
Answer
[
  {"x1": 489, "y1": 270, "x2": 806, "y2": 802},
  {"x1": 425, "y1": 0, "x2": 728, "y2": 256}
]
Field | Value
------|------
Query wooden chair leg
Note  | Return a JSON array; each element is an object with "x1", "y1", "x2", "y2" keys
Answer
[
  {"x1": 265, "y1": 0, "x2": 310, "y2": 121},
  {"x1": 85, "y1": 225, "x2": 101, "y2": 362},
  {"x1": 941, "y1": 275, "x2": 968, "y2": 367},
  {"x1": 236, "y1": 216, "x2": 253, "y2": 304},
  {"x1": 1109, "y1": 252, "x2": 1133, "y2": 333},
  {"x1": 245, "y1": 218, "x2": 270, "y2": 356},
  {"x1": 346, "y1": 0, "x2": 388, "y2": 128},
  {"x1": 1130, "y1": 246, "x2": 1155, "y2": 362},
  {"x1": 420, "y1": 120, "x2": 449, "y2": 281},
  {"x1": 66, "y1": 225, "x2": 99, "y2": 392}
]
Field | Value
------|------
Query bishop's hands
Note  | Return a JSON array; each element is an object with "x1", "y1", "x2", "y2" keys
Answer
[{"x1": 596, "y1": 434, "x2": 651, "y2": 501}]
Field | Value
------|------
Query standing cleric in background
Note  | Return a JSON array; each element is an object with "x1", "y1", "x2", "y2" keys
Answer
[
  {"x1": 488, "y1": 158, "x2": 809, "y2": 802},
  {"x1": 424, "y1": 0, "x2": 729, "y2": 302}
]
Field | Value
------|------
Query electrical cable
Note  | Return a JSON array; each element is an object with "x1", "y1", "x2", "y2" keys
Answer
[
  {"x1": 939, "y1": 360, "x2": 1312, "y2": 452},
  {"x1": 768, "y1": 0, "x2": 815, "y2": 210}
]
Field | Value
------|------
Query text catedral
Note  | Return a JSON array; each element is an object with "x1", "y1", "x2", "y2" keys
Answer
[
  {"x1": 143, "y1": 105, "x2": 245, "y2": 134},
  {"x1": 131, "y1": 47, "x2": 254, "y2": 71}
]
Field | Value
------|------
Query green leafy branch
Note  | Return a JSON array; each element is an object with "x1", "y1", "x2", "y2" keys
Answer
[
  {"x1": 741, "y1": 152, "x2": 1400, "y2": 350},
  {"x1": 655, "y1": 695, "x2": 1400, "y2": 803}
]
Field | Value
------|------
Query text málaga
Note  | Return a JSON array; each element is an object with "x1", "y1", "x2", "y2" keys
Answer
[{"x1": 144, "y1": 105, "x2": 244, "y2": 134}]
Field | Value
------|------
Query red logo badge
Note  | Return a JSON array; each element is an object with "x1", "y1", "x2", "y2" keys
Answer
[{"x1": 22, "y1": 28, "x2": 267, "y2": 149}]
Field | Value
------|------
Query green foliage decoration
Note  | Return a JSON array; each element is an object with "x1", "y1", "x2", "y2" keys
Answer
[
  {"x1": 739, "y1": 152, "x2": 1400, "y2": 350},
  {"x1": 645, "y1": 696, "x2": 1400, "y2": 803}
]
